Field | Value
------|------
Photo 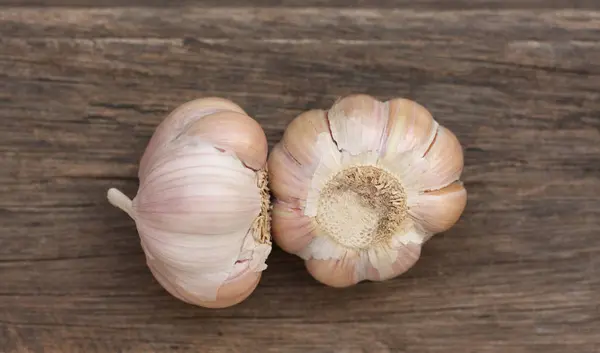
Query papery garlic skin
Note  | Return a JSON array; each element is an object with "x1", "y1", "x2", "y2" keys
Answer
[
  {"x1": 268, "y1": 94, "x2": 466, "y2": 287},
  {"x1": 107, "y1": 98, "x2": 271, "y2": 308}
]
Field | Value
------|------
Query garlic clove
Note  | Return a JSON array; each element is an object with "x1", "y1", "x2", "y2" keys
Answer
[
  {"x1": 398, "y1": 125, "x2": 464, "y2": 192},
  {"x1": 421, "y1": 125, "x2": 464, "y2": 188},
  {"x1": 146, "y1": 259, "x2": 194, "y2": 304},
  {"x1": 305, "y1": 257, "x2": 359, "y2": 288},
  {"x1": 134, "y1": 154, "x2": 261, "y2": 235},
  {"x1": 139, "y1": 97, "x2": 246, "y2": 181},
  {"x1": 304, "y1": 243, "x2": 418, "y2": 287},
  {"x1": 138, "y1": 142, "x2": 256, "y2": 196},
  {"x1": 136, "y1": 224, "x2": 247, "y2": 274},
  {"x1": 167, "y1": 97, "x2": 247, "y2": 120},
  {"x1": 280, "y1": 109, "x2": 331, "y2": 175},
  {"x1": 148, "y1": 260, "x2": 261, "y2": 308},
  {"x1": 362, "y1": 243, "x2": 421, "y2": 282},
  {"x1": 271, "y1": 201, "x2": 317, "y2": 254},
  {"x1": 383, "y1": 98, "x2": 438, "y2": 157},
  {"x1": 267, "y1": 143, "x2": 310, "y2": 206},
  {"x1": 408, "y1": 181, "x2": 467, "y2": 233},
  {"x1": 346, "y1": 224, "x2": 424, "y2": 282},
  {"x1": 327, "y1": 94, "x2": 390, "y2": 155},
  {"x1": 200, "y1": 271, "x2": 262, "y2": 309},
  {"x1": 184, "y1": 111, "x2": 268, "y2": 171}
]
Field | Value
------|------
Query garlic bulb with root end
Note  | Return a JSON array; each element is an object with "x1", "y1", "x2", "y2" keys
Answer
[
  {"x1": 107, "y1": 97, "x2": 272, "y2": 308},
  {"x1": 268, "y1": 94, "x2": 466, "y2": 288}
]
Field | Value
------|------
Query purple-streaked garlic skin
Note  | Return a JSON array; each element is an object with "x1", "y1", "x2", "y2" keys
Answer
[
  {"x1": 268, "y1": 94, "x2": 466, "y2": 287},
  {"x1": 107, "y1": 97, "x2": 271, "y2": 308}
]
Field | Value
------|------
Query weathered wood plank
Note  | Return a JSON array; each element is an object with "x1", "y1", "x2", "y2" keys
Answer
[
  {"x1": 1, "y1": 3, "x2": 599, "y2": 353},
  {"x1": 0, "y1": 0, "x2": 599, "y2": 9},
  {"x1": 2, "y1": 8, "x2": 600, "y2": 45}
]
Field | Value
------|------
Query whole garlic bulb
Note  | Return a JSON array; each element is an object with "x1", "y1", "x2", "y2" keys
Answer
[
  {"x1": 268, "y1": 94, "x2": 466, "y2": 287},
  {"x1": 107, "y1": 97, "x2": 272, "y2": 308}
]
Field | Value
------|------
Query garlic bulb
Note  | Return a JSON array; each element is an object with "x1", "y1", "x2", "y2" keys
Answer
[
  {"x1": 107, "y1": 97, "x2": 272, "y2": 308},
  {"x1": 268, "y1": 94, "x2": 466, "y2": 287}
]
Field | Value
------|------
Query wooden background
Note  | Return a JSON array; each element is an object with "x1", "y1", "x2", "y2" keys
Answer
[{"x1": 1, "y1": 1, "x2": 599, "y2": 352}]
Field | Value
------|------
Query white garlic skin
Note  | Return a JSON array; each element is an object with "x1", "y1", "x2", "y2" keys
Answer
[
  {"x1": 107, "y1": 97, "x2": 272, "y2": 308},
  {"x1": 268, "y1": 94, "x2": 466, "y2": 287}
]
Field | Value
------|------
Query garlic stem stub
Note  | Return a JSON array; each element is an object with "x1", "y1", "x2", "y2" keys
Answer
[
  {"x1": 268, "y1": 94, "x2": 466, "y2": 287},
  {"x1": 107, "y1": 97, "x2": 272, "y2": 308}
]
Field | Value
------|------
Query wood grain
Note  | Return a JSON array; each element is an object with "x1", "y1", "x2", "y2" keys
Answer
[
  {"x1": 1, "y1": 2, "x2": 599, "y2": 353},
  {"x1": 0, "y1": 0, "x2": 599, "y2": 9}
]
